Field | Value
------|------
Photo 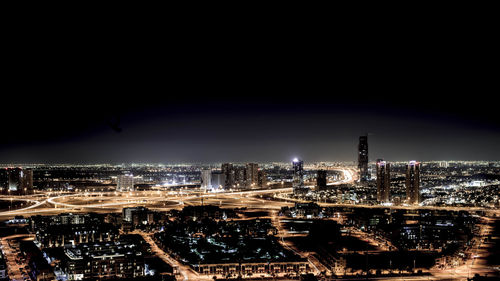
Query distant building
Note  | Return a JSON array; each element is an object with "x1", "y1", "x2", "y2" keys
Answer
[
  {"x1": 358, "y1": 135, "x2": 369, "y2": 182},
  {"x1": 211, "y1": 171, "x2": 225, "y2": 190},
  {"x1": 234, "y1": 166, "x2": 246, "y2": 188},
  {"x1": 221, "y1": 163, "x2": 260, "y2": 189},
  {"x1": 439, "y1": 161, "x2": 449, "y2": 168},
  {"x1": 292, "y1": 158, "x2": 306, "y2": 194},
  {"x1": 200, "y1": 168, "x2": 211, "y2": 190},
  {"x1": 221, "y1": 163, "x2": 235, "y2": 189},
  {"x1": 117, "y1": 174, "x2": 134, "y2": 191},
  {"x1": 316, "y1": 170, "x2": 327, "y2": 191},
  {"x1": 0, "y1": 169, "x2": 8, "y2": 194},
  {"x1": 406, "y1": 161, "x2": 421, "y2": 204},
  {"x1": 257, "y1": 169, "x2": 267, "y2": 187},
  {"x1": 0, "y1": 167, "x2": 33, "y2": 195},
  {"x1": 376, "y1": 159, "x2": 391, "y2": 203},
  {"x1": 122, "y1": 206, "x2": 150, "y2": 225},
  {"x1": 245, "y1": 163, "x2": 259, "y2": 188}
]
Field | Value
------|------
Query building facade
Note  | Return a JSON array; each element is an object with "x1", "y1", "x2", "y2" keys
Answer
[
  {"x1": 200, "y1": 168, "x2": 211, "y2": 190},
  {"x1": 62, "y1": 242, "x2": 145, "y2": 280},
  {"x1": 245, "y1": 163, "x2": 259, "y2": 188},
  {"x1": 293, "y1": 158, "x2": 307, "y2": 194},
  {"x1": 406, "y1": 160, "x2": 421, "y2": 204},
  {"x1": 117, "y1": 174, "x2": 134, "y2": 191},
  {"x1": 358, "y1": 135, "x2": 369, "y2": 182},
  {"x1": 376, "y1": 159, "x2": 391, "y2": 203},
  {"x1": 0, "y1": 167, "x2": 33, "y2": 195}
]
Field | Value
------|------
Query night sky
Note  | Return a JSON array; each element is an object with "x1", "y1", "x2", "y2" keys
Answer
[{"x1": 2, "y1": 23, "x2": 498, "y2": 164}]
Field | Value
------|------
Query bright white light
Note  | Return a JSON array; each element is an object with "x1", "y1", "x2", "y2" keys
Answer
[{"x1": 293, "y1": 158, "x2": 299, "y2": 162}]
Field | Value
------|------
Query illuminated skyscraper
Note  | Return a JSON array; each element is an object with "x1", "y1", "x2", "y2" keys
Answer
[
  {"x1": 316, "y1": 170, "x2": 327, "y2": 191},
  {"x1": 201, "y1": 168, "x2": 212, "y2": 190},
  {"x1": 117, "y1": 174, "x2": 134, "y2": 191},
  {"x1": 292, "y1": 158, "x2": 306, "y2": 194},
  {"x1": 376, "y1": 159, "x2": 391, "y2": 203},
  {"x1": 358, "y1": 135, "x2": 369, "y2": 182},
  {"x1": 406, "y1": 161, "x2": 421, "y2": 204}
]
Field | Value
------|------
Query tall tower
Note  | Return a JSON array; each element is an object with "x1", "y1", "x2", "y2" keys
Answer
[
  {"x1": 6, "y1": 168, "x2": 33, "y2": 194},
  {"x1": 406, "y1": 161, "x2": 421, "y2": 204},
  {"x1": 200, "y1": 168, "x2": 212, "y2": 191},
  {"x1": 257, "y1": 169, "x2": 267, "y2": 187},
  {"x1": 245, "y1": 163, "x2": 259, "y2": 188},
  {"x1": 292, "y1": 158, "x2": 305, "y2": 194},
  {"x1": 358, "y1": 135, "x2": 369, "y2": 182},
  {"x1": 376, "y1": 159, "x2": 391, "y2": 203},
  {"x1": 221, "y1": 163, "x2": 235, "y2": 189}
]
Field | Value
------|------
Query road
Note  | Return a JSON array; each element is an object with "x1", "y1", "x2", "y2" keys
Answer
[
  {"x1": 0, "y1": 234, "x2": 35, "y2": 281},
  {"x1": 129, "y1": 230, "x2": 206, "y2": 281}
]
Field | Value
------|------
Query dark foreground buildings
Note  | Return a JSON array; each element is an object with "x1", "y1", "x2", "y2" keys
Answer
[
  {"x1": 316, "y1": 170, "x2": 327, "y2": 191},
  {"x1": 154, "y1": 206, "x2": 310, "y2": 278}
]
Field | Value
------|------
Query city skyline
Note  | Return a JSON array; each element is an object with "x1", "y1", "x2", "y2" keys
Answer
[{"x1": 2, "y1": 12, "x2": 499, "y2": 281}]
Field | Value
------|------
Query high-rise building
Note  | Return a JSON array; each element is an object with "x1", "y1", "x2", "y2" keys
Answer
[
  {"x1": 358, "y1": 135, "x2": 369, "y2": 182},
  {"x1": 376, "y1": 159, "x2": 391, "y2": 203},
  {"x1": 3, "y1": 168, "x2": 33, "y2": 195},
  {"x1": 221, "y1": 163, "x2": 260, "y2": 189},
  {"x1": 117, "y1": 174, "x2": 134, "y2": 191},
  {"x1": 245, "y1": 163, "x2": 259, "y2": 188},
  {"x1": 257, "y1": 169, "x2": 267, "y2": 187},
  {"x1": 0, "y1": 169, "x2": 8, "y2": 194},
  {"x1": 293, "y1": 158, "x2": 306, "y2": 194},
  {"x1": 211, "y1": 172, "x2": 225, "y2": 190},
  {"x1": 221, "y1": 163, "x2": 235, "y2": 189},
  {"x1": 406, "y1": 160, "x2": 421, "y2": 204},
  {"x1": 316, "y1": 170, "x2": 327, "y2": 191},
  {"x1": 234, "y1": 166, "x2": 245, "y2": 188},
  {"x1": 201, "y1": 168, "x2": 212, "y2": 190}
]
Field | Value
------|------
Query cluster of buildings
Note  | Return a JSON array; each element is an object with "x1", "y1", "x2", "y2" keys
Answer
[
  {"x1": 201, "y1": 163, "x2": 267, "y2": 190},
  {"x1": 343, "y1": 208, "x2": 477, "y2": 252},
  {"x1": 62, "y1": 238, "x2": 146, "y2": 280},
  {"x1": 153, "y1": 208, "x2": 310, "y2": 278},
  {"x1": 358, "y1": 136, "x2": 422, "y2": 205},
  {"x1": 376, "y1": 159, "x2": 421, "y2": 204},
  {"x1": 31, "y1": 213, "x2": 119, "y2": 249},
  {"x1": 26, "y1": 212, "x2": 174, "y2": 280},
  {"x1": 0, "y1": 167, "x2": 33, "y2": 195}
]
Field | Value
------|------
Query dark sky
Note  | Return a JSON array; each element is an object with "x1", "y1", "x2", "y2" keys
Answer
[{"x1": 1, "y1": 19, "x2": 499, "y2": 163}]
